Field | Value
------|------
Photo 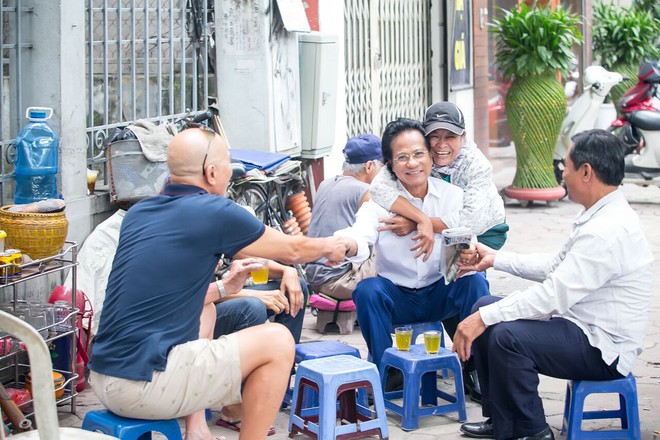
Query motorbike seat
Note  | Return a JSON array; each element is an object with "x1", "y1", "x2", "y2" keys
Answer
[
  {"x1": 629, "y1": 110, "x2": 660, "y2": 131},
  {"x1": 230, "y1": 158, "x2": 246, "y2": 180}
]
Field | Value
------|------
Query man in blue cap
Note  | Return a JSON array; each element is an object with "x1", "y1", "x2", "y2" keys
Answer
[{"x1": 305, "y1": 134, "x2": 384, "y2": 300}]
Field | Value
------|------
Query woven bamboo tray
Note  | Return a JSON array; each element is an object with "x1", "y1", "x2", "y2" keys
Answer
[{"x1": 0, "y1": 206, "x2": 68, "y2": 260}]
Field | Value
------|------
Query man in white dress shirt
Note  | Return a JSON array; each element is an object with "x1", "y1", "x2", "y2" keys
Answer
[
  {"x1": 454, "y1": 129, "x2": 653, "y2": 440},
  {"x1": 335, "y1": 118, "x2": 490, "y2": 376}
]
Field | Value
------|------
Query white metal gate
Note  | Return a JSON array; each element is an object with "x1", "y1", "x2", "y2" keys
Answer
[{"x1": 345, "y1": 0, "x2": 430, "y2": 138}]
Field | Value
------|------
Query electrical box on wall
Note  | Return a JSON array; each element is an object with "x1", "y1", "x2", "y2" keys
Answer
[
  {"x1": 214, "y1": 0, "x2": 306, "y2": 156},
  {"x1": 299, "y1": 33, "x2": 338, "y2": 159}
]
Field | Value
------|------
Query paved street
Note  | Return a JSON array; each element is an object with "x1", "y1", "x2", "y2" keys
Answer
[{"x1": 61, "y1": 145, "x2": 660, "y2": 439}]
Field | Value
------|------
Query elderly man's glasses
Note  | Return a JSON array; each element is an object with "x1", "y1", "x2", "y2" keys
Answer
[
  {"x1": 185, "y1": 122, "x2": 216, "y2": 177},
  {"x1": 393, "y1": 149, "x2": 428, "y2": 164},
  {"x1": 201, "y1": 133, "x2": 214, "y2": 176}
]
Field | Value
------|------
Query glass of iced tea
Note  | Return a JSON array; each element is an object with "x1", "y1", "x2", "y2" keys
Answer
[
  {"x1": 394, "y1": 326, "x2": 413, "y2": 351},
  {"x1": 250, "y1": 260, "x2": 269, "y2": 285},
  {"x1": 423, "y1": 330, "x2": 441, "y2": 355}
]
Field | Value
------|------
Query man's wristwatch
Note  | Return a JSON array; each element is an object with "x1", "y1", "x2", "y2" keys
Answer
[{"x1": 215, "y1": 279, "x2": 227, "y2": 299}]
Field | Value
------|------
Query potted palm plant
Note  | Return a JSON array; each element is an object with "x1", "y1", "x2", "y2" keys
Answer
[
  {"x1": 490, "y1": 3, "x2": 582, "y2": 203},
  {"x1": 592, "y1": 1, "x2": 660, "y2": 109}
]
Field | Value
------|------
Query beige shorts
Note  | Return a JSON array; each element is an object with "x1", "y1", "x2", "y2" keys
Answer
[{"x1": 89, "y1": 333, "x2": 242, "y2": 419}]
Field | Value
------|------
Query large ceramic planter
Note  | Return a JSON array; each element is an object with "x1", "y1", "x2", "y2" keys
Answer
[
  {"x1": 610, "y1": 63, "x2": 638, "y2": 114},
  {"x1": 504, "y1": 74, "x2": 566, "y2": 196}
]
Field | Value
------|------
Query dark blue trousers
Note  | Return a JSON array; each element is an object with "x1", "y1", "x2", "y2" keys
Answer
[
  {"x1": 472, "y1": 296, "x2": 623, "y2": 439},
  {"x1": 352, "y1": 273, "x2": 490, "y2": 370}
]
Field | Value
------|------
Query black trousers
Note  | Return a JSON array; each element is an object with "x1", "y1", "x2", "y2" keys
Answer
[{"x1": 472, "y1": 296, "x2": 622, "y2": 439}]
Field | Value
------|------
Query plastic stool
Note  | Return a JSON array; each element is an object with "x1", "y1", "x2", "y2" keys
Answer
[
  {"x1": 561, "y1": 373, "x2": 641, "y2": 439},
  {"x1": 368, "y1": 321, "x2": 446, "y2": 365},
  {"x1": 283, "y1": 341, "x2": 363, "y2": 409},
  {"x1": 289, "y1": 355, "x2": 389, "y2": 440},
  {"x1": 380, "y1": 344, "x2": 466, "y2": 430},
  {"x1": 310, "y1": 293, "x2": 358, "y2": 335},
  {"x1": 82, "y1": 409, "x2": 183, "y2": 440}
]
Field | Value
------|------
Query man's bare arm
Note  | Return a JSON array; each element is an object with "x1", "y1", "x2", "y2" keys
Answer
[{"x1": 239, "y1": 227, "x2": 346, "y2": 265}]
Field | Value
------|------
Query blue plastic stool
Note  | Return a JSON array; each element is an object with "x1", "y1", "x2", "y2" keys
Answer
[
  {"x1": 380, "y1": 344, "x2": 466, "y2": 431},
  {"x1": 288, "y1": 355, "x2": 389, "y2": 440},
  {"x1": 396, "y1": 321, "x2": 447, "y2": 378},
  {"x1": 82, "y1": 409, "x2": 183, "y2": 440},
  {"x1": 561, "y1": 373, "x2": 641, "y2": 439},
  {"x1": 368, "y1": 321, "x2": 446, "y2": 362},
  {"x1": 282, "y1": 341, "x2": 363, "y2": 409}
]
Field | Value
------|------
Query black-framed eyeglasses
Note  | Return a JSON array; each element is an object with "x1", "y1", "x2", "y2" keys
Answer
[
  {"x1": 201, "y1": 132, "x2": 213, "y2": 177},
  {"x1": 185, "y1": 122, "x2": 216, "y2": 177}
]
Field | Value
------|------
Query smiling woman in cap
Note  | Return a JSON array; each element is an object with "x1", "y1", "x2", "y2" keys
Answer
[{"x1": 371, "y1": 102, "x2": 507, "y2": 254}]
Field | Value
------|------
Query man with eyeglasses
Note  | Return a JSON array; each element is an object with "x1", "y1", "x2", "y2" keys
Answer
[
  {"x1": 89, "y1": 127, "x2": 347, "y2": 440},
  {"x1": 334, "y1": 118, "x2": 490, "y2": 384}
]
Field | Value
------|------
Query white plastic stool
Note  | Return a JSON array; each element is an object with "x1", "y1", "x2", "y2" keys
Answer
[{"x1": 0, "y1": 311, "x2": 116, "y2": 440}]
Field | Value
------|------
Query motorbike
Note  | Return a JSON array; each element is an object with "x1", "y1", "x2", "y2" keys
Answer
[
  {"x1": 553, "y1": 61, "x2": 660, "y2": 188},
  {"x1": 553, "y1": 66, "x2": 624, "y2": 183},
  {"x1": 610, "y1": 60, "x2": 660, "y2": 187}
]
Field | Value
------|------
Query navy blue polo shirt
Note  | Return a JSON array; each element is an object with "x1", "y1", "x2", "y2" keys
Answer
[{"x1": 89, "y1": 184, "x2": 266, "y2": 381}]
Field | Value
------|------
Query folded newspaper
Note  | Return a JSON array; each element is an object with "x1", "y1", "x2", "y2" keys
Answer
[{"x1": 439, "y1": 227, "x2": 473, "y2": 285}]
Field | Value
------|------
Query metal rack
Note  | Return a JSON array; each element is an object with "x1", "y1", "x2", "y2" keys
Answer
[{"x1": 0, "y1": 241, "x2": 79, "y2": 418}]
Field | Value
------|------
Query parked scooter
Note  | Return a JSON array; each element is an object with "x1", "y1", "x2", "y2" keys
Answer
[
  {"x1": 610, "y1": 60, "x2": 660, "y2": 187},
  {"x1": 553, "y1": 66, "x2": 624, "y2": 183}
]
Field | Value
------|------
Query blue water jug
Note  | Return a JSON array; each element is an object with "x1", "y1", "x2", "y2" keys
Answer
[{"x1": 14, "y1": 107, "x2": 59, "y2": 204}]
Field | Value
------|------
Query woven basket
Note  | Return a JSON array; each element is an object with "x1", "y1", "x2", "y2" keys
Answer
[{"x1": 0, "y1": 206, "x2": 68, "y2": 260}]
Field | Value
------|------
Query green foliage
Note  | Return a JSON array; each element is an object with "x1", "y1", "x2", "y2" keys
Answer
[
  {"x1": 489, "y1": 3, "x2": 582, "y2": 79},
  {"x1": 592, "y1": 2, "x2": 660, "y2": 70},
  {"x1": 633, "y1": 0, "x2": 660, "y2": 26}
]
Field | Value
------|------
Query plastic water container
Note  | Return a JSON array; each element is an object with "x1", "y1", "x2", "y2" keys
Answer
[{"x1": 13, "y1": 107, "x2": 59, "y2": 204}]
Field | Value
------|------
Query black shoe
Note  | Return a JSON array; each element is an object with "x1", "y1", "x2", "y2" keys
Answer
[
  {"x1": 369, "y1": 369, "x2": 404, "y2": 406},
  {"x1": 463, "y1": 367, "x2": 482, "y2": 404},
  {"x1": 460, "y1": 419, "x2": 494, "y2": 438},
  {"x1": 385, "y1": 369, "x2": 404, "y2": 392},
  {"x1": 511, "y1": 426, "x2": 554, "y2": 440}
]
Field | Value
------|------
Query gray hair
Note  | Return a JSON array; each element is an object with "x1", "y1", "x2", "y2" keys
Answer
[{"x1": 342, "y1": 159, "x2": 383, "y2": 175}]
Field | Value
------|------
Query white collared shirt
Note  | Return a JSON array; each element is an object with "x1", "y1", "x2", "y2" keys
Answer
[
  {"x1": 335, "y1": 177, "x2": 463, "y2": 289},
  {"x1": 480, "y1": 189, "x2": 653, "y2": 376}
]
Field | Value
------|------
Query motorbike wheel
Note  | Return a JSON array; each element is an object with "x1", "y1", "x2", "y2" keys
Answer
[{"x1": 231, "y1": 183, "x2": 269, "y2": 224}]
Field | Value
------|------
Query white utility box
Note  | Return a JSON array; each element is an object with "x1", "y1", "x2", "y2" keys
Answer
[
  {"x1": 214, "y1": 0, "x2": 307, "y2": 156},
  {"x1": 299, "y1": 32, "x2": 338, "y2": 159}
]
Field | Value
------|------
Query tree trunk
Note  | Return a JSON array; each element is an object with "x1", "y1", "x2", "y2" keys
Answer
[{"x1": 505, "y1": 74, "x2": 566, "y2": 189}]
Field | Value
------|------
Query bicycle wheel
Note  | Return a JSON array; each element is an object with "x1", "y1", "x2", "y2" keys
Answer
[{"x1": 231, "y1": 183, "x2": 269, "y2": 223}]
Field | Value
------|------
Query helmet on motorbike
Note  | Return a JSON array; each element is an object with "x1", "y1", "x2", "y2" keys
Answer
[{"x1": 620, "y1": 124, "x2": 642, "y2": 154}]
